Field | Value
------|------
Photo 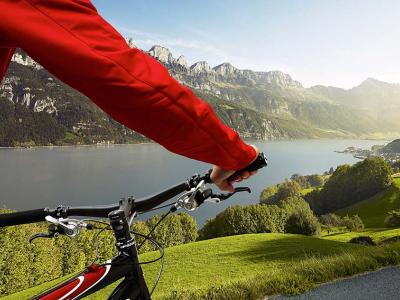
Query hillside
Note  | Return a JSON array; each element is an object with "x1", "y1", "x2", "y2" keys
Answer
[
  {"x1": 1, "y1": 45, "x2": 400, "y2": 146},
  {"x1": 4, "y1": 233, "x2": 400, "y2": 300},
  {"x1": 336, "y1": 177, "x2": 400, "y2": 228},
  {"x1": 310, "y1": 79, "x2": 400, "y2": 128},
  {"x1": 379, "y1": 139, "x2": 400, "y2": 154}
]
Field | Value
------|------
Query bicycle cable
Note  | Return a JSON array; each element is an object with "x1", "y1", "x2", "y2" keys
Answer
[
  {"x1": 138, "y1": 202, "x2": 175, "y2": 214},
  {"x1": 84, "y1": 218, "x2": 166, "y2": 296},
  {"x1": 137, "y1": 210, "x2": 171, "y2": 250}
]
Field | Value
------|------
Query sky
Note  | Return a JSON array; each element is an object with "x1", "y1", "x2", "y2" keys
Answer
[{"x1": 91, "y1": 0, "x2": 400, "y2": 89}]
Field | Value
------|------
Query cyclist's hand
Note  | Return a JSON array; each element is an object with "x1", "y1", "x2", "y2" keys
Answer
[{"x1": 210, "y1": 145, "x2": 259, "y2": 193}]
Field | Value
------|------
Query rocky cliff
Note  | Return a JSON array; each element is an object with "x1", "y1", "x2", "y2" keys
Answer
[{"x1": 1, "y1": 42, "x2": 399, "y2": 147}]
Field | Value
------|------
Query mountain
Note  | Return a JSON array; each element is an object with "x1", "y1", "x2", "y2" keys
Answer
[
  {"x1": 379, "y1": 139, "x2": 400, "y2": 154},
  {"x1": 0, "y1": 49, "x2": 147, "y2": 147},
  {"x1": 1, "y1": 43, "x2": 400, "y2": 147},
  {"x1": 310, "y1": 78, "x2": 400, "y2": 127},
  {"x1": 148, "y1": 45, "x2": 399, "y2": 137}
]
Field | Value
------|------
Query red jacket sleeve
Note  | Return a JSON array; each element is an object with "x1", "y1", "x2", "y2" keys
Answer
[
  {"x1": 0, "y1": 47, "x2": 15, "y2": 82},
  {"x1": 0, "y1": 0, "x2": 256, "y2": 170}
]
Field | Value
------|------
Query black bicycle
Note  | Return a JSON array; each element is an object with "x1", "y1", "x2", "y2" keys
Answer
[{"x1": 0, "y1": 153, "x2": 267, "y2": 300}]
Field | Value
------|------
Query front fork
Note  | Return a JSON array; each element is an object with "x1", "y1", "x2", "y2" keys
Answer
[{"x1": 108, "y1": 203, "x2": 151, "y2": 300}]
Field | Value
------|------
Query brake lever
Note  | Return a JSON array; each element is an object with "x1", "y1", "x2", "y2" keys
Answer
[
  {"x1": 206, "y1": 187, "x2": 251, "y2": 203},
  {"x1": 29, "y1": 224, "x2": 58, "y2": 243}
]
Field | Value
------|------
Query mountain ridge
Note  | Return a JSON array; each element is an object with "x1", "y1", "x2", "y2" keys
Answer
[{"x1": 1, "y1": 42, "x2": 400, "y2": 147}]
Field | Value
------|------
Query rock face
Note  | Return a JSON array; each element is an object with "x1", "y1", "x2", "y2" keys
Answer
[
  {"x1": 148, "y1": 45, "x2": 174, "y2": 65},
  {"x1": 147, "y1": 45, "x2": 189, "y2": 71},
  {"x1": 11, "y1": 52, "x2": 42, "y2": 70},
  {"x1": 145, "y1": 48, "x2": 303, "y2": 89},
  {"x1": 1, "y1": 42, "x2": 399, "y2": 147},
  {"x1": 264, "y1": 71, "x2": 302, "y2": 88},
  {"x1": 0, "y1": 74, "x2": 57, "y2": 114},
  {"x1": 190, "y1": 61, "x2": 215, "y2": 74},
  {"x1": 213, "y1": 63, "x2": 238, "y2": 76},
  {"x1": 176, "y1": 55, "x2": 188, "y2": 69}
]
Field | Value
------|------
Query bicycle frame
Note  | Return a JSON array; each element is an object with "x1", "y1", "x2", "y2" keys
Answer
[{"x1": 35, "y1": 201, "x2": 151, "y2": 300}]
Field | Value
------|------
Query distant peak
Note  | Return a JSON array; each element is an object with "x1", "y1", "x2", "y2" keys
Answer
[
  {"x1": 363, "y1": 77, "x2": 381, "y2": 84},
  {"x1": 213, "y1": 62, "x2": 238, "y2": 75},
  {"x1": 148, "y1": 45, "x2": 170, "y2": 52},
  {"x1": 356, "y1": 77, "x2": 391, "y2": 89},
  {"x1": 265, "y1": 71, "x2": 303, "y2": 88},
  {"x1": 190, "y1": 61, "x2": 214, "y2": 74},
  {"x1": 176, "y1": 55, "x2": 188, "y2": 68}
]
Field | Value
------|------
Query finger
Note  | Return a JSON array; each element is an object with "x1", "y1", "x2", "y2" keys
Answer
[
  {"x1": 220, "y1": 181, "x2": 235, "y2": 193},
  {"x1": 230, "y1": 175, "x2": 241, "y2": 182},
  {"x1": 241, "y1": 171, "x2": 250, "y2": 179}
]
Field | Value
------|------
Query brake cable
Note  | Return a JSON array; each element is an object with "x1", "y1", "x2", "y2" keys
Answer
[{"x1": 86, "y1": 218, "x2": 166, "y2": 296}]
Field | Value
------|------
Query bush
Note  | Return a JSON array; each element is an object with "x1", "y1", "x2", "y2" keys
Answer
[
  {"x1": 198, "y1": 204, "x2": 286, "y2": 240},
  {"x1": 290, "y1": 174, "x2": 310, "y2": 189},
  {"x1": 0, "y1": 209, "x2": 197, "y2": 296},
  {"x1": 200, "y1": 197, "x2": 323, "y2": 240},
  {"x1": 307, "y1": 157, "x2": 392, "y2": 214},
  {"x1": 259, "y1": 185, "x2": 278, "y2": 204},
  {"x1": 275, "y1": 180, "x2": 301, "y2": 202},
  {"x1": 349, "y1": 236, "x2": 376, "y2": 246},
  {"x1": 379, "y1": 236, "x2": 400, "y2": 245},
  {"x1": 319, "y1": 213, "x2": 343, "y2": 227},
  {"x1": 319, "y1": 213, "x2": 364, "y2": 232},
  {"x1": 384, "y1": 210, "x2": 400, "y2": 227},
  {"x1": 145, "y1": 212, "x2": 198, "y2": 248},
  {"x1": 308, "y1": 174, "x2": 325, "y2": 187},
  {"x1": 131, "y1": 221, "x2": 152, "y2": 254},
  {"x1": 342, "y1": 215, "x2": 364, "y2": 232},
  {"x1": 280, "y1": 197, "x2": 321, "y2": 236}
]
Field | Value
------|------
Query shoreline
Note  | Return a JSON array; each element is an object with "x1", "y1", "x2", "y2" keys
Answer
[{"x1": 0, "y1": 137, "x2": 391, "y2": 150}]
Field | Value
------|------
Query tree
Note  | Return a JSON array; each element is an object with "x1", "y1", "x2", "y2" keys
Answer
[
  {"x1": 385, "y1": 210, "x2": 400, "y2": 227},
  {"x1": 342, "y1": 215, "x2": 364, "y2": 232},
  {"x1": 275, "y1": 180, "x2": 301, "y2": 202},
  {"x1": 279, "y1": 196, "x2": 321, "y2": 236},
  {"x1": 306, "y1": 158, "x2": 392, "y2": 214},
  {"x1": 131, "y1": 221, "x2": 152, "y2": 253},
  {"x1": 291, "y1": 174, "x2": 310, "y2": 189},
  {"x1": 307, "y1": 174, "x2": 325, "y2": 187},
  {"x1": 145, "y1": 213, "x2": 198, "y2": 248},
  {"x1": 198, "y1": 204, "x2": 286, "y2": 240},
  {"x1": 259, "y1": 185, "x2": 278, "y2": 204}
]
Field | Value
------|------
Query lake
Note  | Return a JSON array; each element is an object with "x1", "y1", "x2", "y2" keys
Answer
[{"x1": 0, "y1": 139, "x2": 386, "y2": 226}]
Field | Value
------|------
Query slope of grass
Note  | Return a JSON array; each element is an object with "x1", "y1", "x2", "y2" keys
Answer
[
  {"x1": 4, "y1": 233, "x2": 400, "y2": 300},
  {"x1": 4, "y1": 178, "x2": 400, "y2": 299},
  {"x1": 322, "y1": 228, "x2": 400, "y2": 243},
  {"x1": 336, "y1": 177, "x2": 400, "y2": 228}
]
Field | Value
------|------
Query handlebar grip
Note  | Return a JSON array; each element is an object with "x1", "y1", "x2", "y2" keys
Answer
[
  {"x1": 0, "y1": 208, "x2": 49, "y2": 227},
  {"x1": 237, "y1": 152, "x2": 268, "y2": 173},
  {"x1": 203, "y1": 152, "x2": 268, "y2": 184},
  {"x1": 228, "y1": 152, "x2": 268, "y2": 181}
]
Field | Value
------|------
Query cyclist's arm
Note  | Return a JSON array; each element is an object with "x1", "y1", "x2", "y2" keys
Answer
[
  {"x1": 0, "y1": 47, "x2": 15, "y2": 81},
  {"x1": 0, "y1": 1, "x2": 256, "y2": 170}
]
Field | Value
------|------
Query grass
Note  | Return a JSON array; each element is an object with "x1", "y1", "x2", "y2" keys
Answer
[
  {"x1": 336, "y1": 177, "x2": 400, "y2": 228},
  {"x1": 4, "y1": 177, "x2": 400, "y2": 299},
  {"x1": 322, "y1": 227, "x2": 400, "y2": 243},
  {"x1": 3, "y1": 233, "x2": 400, "y2": 300},
  {"x1": 301, "y1": 188, "x2": 316, "y2": 196}
]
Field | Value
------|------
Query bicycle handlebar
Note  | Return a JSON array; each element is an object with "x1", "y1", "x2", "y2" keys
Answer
[
  {"x1": 0, "y1": 182, "x2": 190, "y2": 227},
  {"x1": 0, "y1": 208, "x2": 50, "y2": 227},
  {"x1": 0, "y1": 153, "x2": 268, "y2": 227}
]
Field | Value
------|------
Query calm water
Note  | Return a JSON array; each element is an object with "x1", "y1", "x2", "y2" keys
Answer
[{"x1": 0, "y1": 139, "x2": 386, "y2": 226}]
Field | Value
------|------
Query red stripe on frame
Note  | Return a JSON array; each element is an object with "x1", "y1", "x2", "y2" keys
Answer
[{"x1": 40, "y1": 265, "x2": 107, "y2": 300}]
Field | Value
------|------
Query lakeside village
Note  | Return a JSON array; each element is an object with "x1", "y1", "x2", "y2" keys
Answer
[{"x1": 336, "y1": 139, "x2": 400, "y2": 165}]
